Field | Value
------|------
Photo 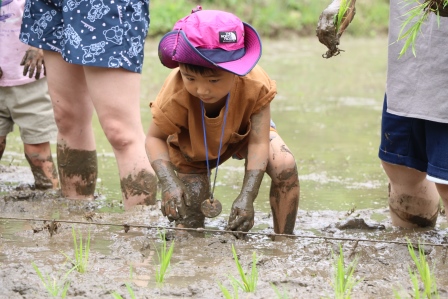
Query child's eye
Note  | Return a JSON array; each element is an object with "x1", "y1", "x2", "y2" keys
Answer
[
  {"x1": 185, "y1": 77, "x2": 195, "y2": 81},
  {"x1": 209, "y1": 79, "x2": 219, "y2": 83}
]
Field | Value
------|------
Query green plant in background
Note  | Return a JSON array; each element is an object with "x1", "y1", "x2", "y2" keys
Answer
[
  {"x1": 154, "y1": 230, "x2": 175, "y2": 285},
  {"x1": 330, "y1": 244, "x2": 362, "y2": 299},
  {"x1": 32, "y1": 262, "x2": 74, "y2": 298},
  {"x1": 61, "y1": 226, "x2": 91, "y2": 274},
  {"x1": 398, "y1": 0, "x2": 448, "y2": 57},
  {"x1": 146, "y1": 0, "x2": 389, "y2": 38},
  {"x1": 406, "y1": 239, "x2": 439, "y2": 299},
  {"x1": 229, "y1": 244, "x2": 258, "y2": 293}
]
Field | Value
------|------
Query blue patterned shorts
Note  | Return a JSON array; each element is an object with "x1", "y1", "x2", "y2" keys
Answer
[
  {"x1": 20, "y1": 0, "x2": 150, "y2": 73},
  {"x1": 379, "y1": 95, "x2": 448, "y2": 183}
]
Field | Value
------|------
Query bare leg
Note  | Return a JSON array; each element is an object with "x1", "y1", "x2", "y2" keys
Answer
[
  {"x1": 0, "y1": 136, "x2": 5, "y2": 160},
  {"x1": 382, "y1": 161, "x2": 439, "y2": 228},
  {"x1": 24, "y1": 143, "x2": 58, "y2": 190},
  {"x1": 83, "y1": 66, "x2": 157, "y2": 209},
  {"x1": 266, "y1": 132, "x2": 299, "y2": 234},
  {"x1": 435, "y1": 183, "x2": 448, "y2": 219},
  {"x1": 43, "y1": 51, "x2": 97, "y2": 199}
]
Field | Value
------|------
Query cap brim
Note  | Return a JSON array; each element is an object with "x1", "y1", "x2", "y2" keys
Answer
[{"x1": 158, "y1": 23, "x2": 262, "y2": 76}]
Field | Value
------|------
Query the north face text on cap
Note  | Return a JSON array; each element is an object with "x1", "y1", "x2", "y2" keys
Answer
[{"x1": 219, "y1": 31, "x2": 237, "y2": 43}]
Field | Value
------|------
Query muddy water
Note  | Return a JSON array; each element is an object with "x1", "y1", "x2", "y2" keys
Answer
[{"x1": 1, "y1": 37, "x2": 448, "y2": 298}]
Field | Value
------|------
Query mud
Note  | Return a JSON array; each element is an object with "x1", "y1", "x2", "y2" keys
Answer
[
  {"x1": 57, "y1": 144, "x2": 98, "y2": 197},
  {"x1": 1, "y1": 165, "x2": 448, "y2": 299},
  {"x1": 120, "y1": 170, "x2": 158, "y2": 206},
  {"x1": 25, "y1": 154, "x2": 57, "y2": 190},
  {"x1": 429, "y1": 0, "x2": 448, "y2": 17},
  {"x1": 316, "y1": 0, "x2": 357, "y2": 58}
]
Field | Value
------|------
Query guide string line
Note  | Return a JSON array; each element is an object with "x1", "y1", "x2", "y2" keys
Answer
[{"x1": 1, "y1": 216, "x2": 447, "y2": 248}]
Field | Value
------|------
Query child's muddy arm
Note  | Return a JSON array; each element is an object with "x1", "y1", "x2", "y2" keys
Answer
[
  {"x1": 226, "y1": 106, "x2": 270, "y2": 237},
  {"x1": 146, "y1": 122, "x2": 190, "y2": 221},
  {"x1": 226, "y1": 169, "x2": 265, "y2": 238}
]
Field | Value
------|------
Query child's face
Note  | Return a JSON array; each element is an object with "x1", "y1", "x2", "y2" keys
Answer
[{"x1": 179, "y1": 64, "x2": 235, "y2": 104}]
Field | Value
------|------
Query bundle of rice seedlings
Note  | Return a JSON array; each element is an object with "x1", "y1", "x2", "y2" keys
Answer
[
  {"x1": 398, "y1": 0, "x2": 448, "y2": 57},
  {"x1": 316, "y1": 0, "x2": 357, "y2": 58}
]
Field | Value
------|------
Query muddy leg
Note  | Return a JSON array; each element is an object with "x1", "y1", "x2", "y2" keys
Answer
[
  {"x1": 43, "y1": 51, "x2": 97, "y2": 199},
  {"x1": 0, "y1": 137, "x2": 6, "y2": 160},
  {"x1": 57, "y1": 143, "x2": 97, "y2": 199},
  {"x1": 266, "y1": 132, "x2": 300, "y2": 235},
  {"x1": 382, "y1": 161, "x2": 439, "y2": 228},
  {"x1": 24, "y1": 143, "x2": 58, "y2": 190},
  {"x1": 436, "y1": 183, "x2": 448, "y2": 220},
  {"x1": 175, "y1": 173, "x2": 208, "y2": 229},
  {"x1": 82, "y1": 66, "x2": 156, "y2": 209},
  {"x1": 120, "y1": 170, "x2": 158, "y2": 208}
]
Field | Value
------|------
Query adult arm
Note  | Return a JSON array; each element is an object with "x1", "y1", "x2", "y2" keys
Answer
[
  {"x1": 145, "y1": 122, "x2": 191, "y2": 221},
  {"x1": 20, "y1": 47, "x2": 45, "y2": 80},
  {"x1": 226, "y1": 104, "x2": 271, "y2": 236}
]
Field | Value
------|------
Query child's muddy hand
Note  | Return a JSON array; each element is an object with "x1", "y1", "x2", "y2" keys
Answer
[
  {"x1": 160, "y1": 186, "x2": 189, "y2": 221},
  {"x1": 226, "y1": 196, "x2": 255, "y2": 238},
  {"x1": 152, "y1": 159, "x2": 191, "y2": 221},
  {"x1": 20, "y1": 47, "x2": 45, "y2": 79}
]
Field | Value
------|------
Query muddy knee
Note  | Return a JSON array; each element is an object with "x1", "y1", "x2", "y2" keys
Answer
[{"x1": 389, "y1": 194, "x2": 439, "y2": 228}]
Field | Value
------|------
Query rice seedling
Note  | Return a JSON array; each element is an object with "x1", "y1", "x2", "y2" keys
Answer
[
  {"x1": 406, "y1": 238, "x2": 439, "y2": 299},
  {"x1": 111, "y1": 283, "x2": 136, "y2": 299},
  {"x1": 228, "y1": 244, "x2": 258, "y2": 293},
  {"x1": 334, "y1": 0, "x2": 354, "y2": 34},
  {"x1": 271, "y1": 282, "x2": 290, "y2": 299},
  {"x1": 32, "y1": 262, "x2": 75, "y2": 298},
  {"x1": 218, "y1": 281, "x2": 239, "y2": 299},
  {"x1": 397, "y1": 0, "x2": 448, "y2": 57},
  {"x1": 61, "y1": 226, "x2": 90, "y2": 274},
  {"x1": 112, "y1": 266, "x2": 137, "y2": 299},
  {"x1": 154, "y1": 229, "x2": 174, "y2": 285},
  {"x1": 330, "y1": 244, "x2": 362, "y2": 299}
]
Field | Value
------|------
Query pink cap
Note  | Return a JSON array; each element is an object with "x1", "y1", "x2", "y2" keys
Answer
[{"x1": 158, "y1": 8, "x2": 262, "y2": 76}]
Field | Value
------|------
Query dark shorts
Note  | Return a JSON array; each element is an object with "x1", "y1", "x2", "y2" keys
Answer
[
  {"x1": 20, "y1": 0, "x2": 150, "y2": 73},
  {"x1": 379, "y1": 95, "x2": 448, "y2": 183}
]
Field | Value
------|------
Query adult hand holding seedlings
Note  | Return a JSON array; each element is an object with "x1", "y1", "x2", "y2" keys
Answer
[
  {"x1": 152, "y1": 159, "x2": 191, "y2": 221},
  {"x1": 316, "y1": 0, "x2": 357, "y2": 58},
  {"x1": 226, "y1": 170, "x2": 264, "y2": 238}
]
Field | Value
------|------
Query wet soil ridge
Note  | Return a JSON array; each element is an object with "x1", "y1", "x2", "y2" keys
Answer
[{"x1": 0, "y1": 193, "x2": 448, "y2": 298}]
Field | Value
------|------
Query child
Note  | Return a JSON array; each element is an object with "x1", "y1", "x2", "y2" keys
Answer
[
  {"x1": 145, "y1": 8, "x2": 299, "y2": 237},
  {"x1": 0, "y1": 0, "x2": 58, "y2": 190}
]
